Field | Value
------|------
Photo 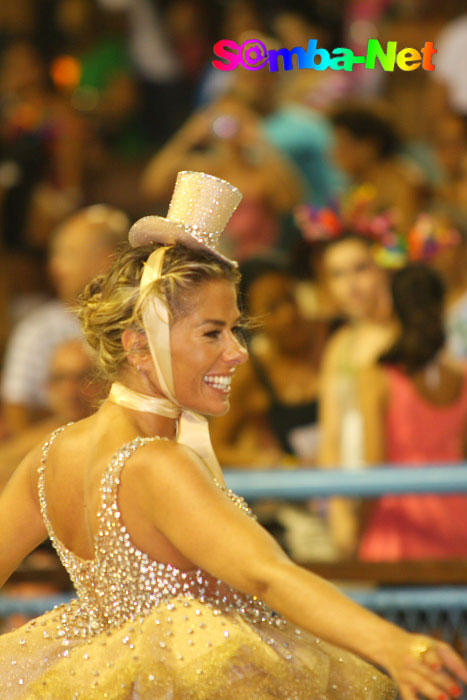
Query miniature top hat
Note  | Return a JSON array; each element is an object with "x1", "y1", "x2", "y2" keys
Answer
[{"x1": 129, "y1": 171, "x2": 242, "y2": 266}]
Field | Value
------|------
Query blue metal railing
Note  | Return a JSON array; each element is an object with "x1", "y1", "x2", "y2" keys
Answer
[{"x1": 223, "y1": 464, "x2": 467, "y2": 499}]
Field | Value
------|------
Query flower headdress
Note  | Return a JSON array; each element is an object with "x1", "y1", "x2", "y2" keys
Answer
[
  {"x1": 407, "y1": 213, "x2": 462, "y2": 262},
  {"x1": 294, "y1": 198, "x2": 407, "y2": 269}
]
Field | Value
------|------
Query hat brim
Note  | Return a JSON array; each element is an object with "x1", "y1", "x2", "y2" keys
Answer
[{"x1": 129, "y1": 216, "x2": 238, "y2": 267}]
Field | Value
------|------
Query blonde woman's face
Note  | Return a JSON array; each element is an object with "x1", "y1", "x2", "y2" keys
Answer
[{"x1": 170, "y1": 280, "x2": 248, "y2": 416}]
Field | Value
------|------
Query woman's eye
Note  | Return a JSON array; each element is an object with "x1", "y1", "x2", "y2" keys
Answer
[{"x1": 204, "y1": 330, "x2": 221, "y2": 339}]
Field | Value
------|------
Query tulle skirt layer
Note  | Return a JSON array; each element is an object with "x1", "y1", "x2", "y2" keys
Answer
[{"x1": 0, "y1": 595, "x2": 397, "y2": 700}]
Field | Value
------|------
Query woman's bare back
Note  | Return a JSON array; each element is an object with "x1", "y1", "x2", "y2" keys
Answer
[{"x1": 41, "y1": 410, "x2": 200, "y2": 570}]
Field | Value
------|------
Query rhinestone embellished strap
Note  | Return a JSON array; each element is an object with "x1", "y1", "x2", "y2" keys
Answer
[
  {"x1": 37, "y1": 422, "x2": 75, "y2": 541},
  {"x1": 96, "y1": 435, "x2": 168, "y2": 536},
  {"x1": 97, "y1": 435, "x2": 256, "y2": 531}
]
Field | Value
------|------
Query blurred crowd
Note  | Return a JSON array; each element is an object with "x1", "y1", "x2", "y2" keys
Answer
[{"x1": 0, "y1": 0, "x2": 467, "y2": 586}]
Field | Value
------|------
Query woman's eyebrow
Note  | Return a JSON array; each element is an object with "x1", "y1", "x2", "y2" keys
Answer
[
  {"x1": 200, "y1": 319, "x2": 225, "y2": 327},
  {"x1": 199, "y1": 316, "x2": 242, "y2": 327}
]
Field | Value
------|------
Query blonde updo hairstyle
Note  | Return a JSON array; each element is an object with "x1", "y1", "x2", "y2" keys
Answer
[{"x1": 76, "y1": 242, "x2": 241, "y2": 381}]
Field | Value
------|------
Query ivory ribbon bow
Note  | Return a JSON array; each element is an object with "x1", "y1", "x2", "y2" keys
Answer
[{"x1": 108, "y1": 246, "x2": 220, "y2": 473}]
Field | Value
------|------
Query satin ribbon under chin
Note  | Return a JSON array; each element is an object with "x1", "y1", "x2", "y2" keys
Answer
[
  {"x1": 109, "y1": 246, "x2": 220, "y2": 474},
  {"x1": 108, "y1": 382, "x2": 179, "y2": 419}
]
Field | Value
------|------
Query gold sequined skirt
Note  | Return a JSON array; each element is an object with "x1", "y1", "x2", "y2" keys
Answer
[{"x1": 1, "y1": 596, "x2": 397, "y2": 699}]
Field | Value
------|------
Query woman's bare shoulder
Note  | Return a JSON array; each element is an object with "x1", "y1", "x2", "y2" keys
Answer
[
  {"x1": 126, "y1": 438, "x2": 215, "y2": 487},
  {"x1": 357, "y1": 363, "x2": 389, "y2": 399},
  {"x1": 321, "y1": 325, "x2": 352, "y2": 368},
  {"x1": 120, "y1": 438, "x2": 229, "y2": 531}
]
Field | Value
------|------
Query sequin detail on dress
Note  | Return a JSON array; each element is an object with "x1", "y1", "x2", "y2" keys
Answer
[
  {"x1": 37, "y1": 425, "x2": 268, "y2": 639},
  {"x1": 1, "y1": 424, "x2": 397, "y2": 700}
]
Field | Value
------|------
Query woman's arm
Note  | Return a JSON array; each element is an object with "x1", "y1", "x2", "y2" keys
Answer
[
  {"x1": 326, "y1": 363, "x2": 389, "y2": 558},
  {"x1": 0, "y1": 443, "x2": 48, "y2": 588},
  {"x1": 140, "y1": 110, "x2": 217, "y2": 201},
  {"x1": 357, "y1": 364, "x2": 389, "y2": 465},
  {"x1": 235, "y1": 119, "x2": 304, "y2": 213},
  {"x1": 0, "y1": 417, "x2": 62, "y2": 492},
  {"x1": 126, "y1": 440, "x2": 467, "y2": 699},
  {"x1": 317, "y1": 331, "x2": 345, "y2": 468}
]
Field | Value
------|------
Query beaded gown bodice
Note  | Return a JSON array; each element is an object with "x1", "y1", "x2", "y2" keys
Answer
[
  {"x1": 37, "y1": 424, "x2": 264, "y2": 639},
  {"x1": 1, "y1": 423, "x2": 397, "y2": 700}
]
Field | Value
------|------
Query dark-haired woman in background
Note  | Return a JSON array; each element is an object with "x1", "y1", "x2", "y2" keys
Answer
[
  {"x1": 210, "y1": 256, "x2": 333, "y2": 561},
  {"x1": 357, "y1": 264, "x2": 467, "y2": 561},
  {"x1": 330, "y1": 103, "x2": 424, "y2": 233},
  {"x1": 211, "y1": 256, "x2": 327, "y2": 467}
]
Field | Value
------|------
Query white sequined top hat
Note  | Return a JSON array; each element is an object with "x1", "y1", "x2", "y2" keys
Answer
[{"x1": 129, "y1": 171, "x2": 242, "y2": 265}]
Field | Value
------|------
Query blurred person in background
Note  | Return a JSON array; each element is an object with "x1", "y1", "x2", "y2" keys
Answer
[
  {"x1": 261, "y1": 2, "x2": 346, "y2": 219},
  {"x1": 55, "y1": 0, "x2": 138, "y2": 152},
  {"x1": 427, "y1": 12, "x2": 467, "y2": 121},
  {"x1": 356, "y1": 264, "x2": 467, "y2": 561},
  {"x1": 54, "y1": 0, "x2": 148, "y2": 216},
  {"x1": 0, "y1": 204, "x2": 129, "y2": 434},
  {"x1": 432, "y1": 113, "x2": 467, "y2": 215},
  {"x1": 303, "y1": 222, "x2": 399, "y2": 558},
  {"x1": 0, "y1": 0, "x2": 35, "y2": 43},
  {"x1": 141, "y1": 96, "x2": 303, "y2": 262},
  {"x1": 293, "y1": 222, "x2": 398, "y2": 470},
  {"x1": 407, "y1": 211, "x2": 467, "y2": 368},
  {"x1": 211, "y1": 256, "x2": 326, "y2": 467},
  {"x1": 164, "y1": 0, "x2": 222, "y2": 91},
  {"x1": 143, "y1": 16, "x2": 353, "y2": 256},
  {"x1": 268, "y1": 1, "x2": 344, "y2": 109},
  {"x1": 112, "y1": 0, "x2": 198, "y2": 147},
  {"x1": 0, "y1": 38, "x2": 85, "y2": 250},
  {"x1": 330, "y1": 103, "x2": 424, "y2": 233},
  {"x1": 197, "y1": 3, "x2": 345, "y2": 211},
  {"x1": 210, "y1": 255, "x2": 334, "y2": 563},
  {"x1": 0, "y1": 339, "x2": 102, "y2": 491},
  {"x1": 195, "y1": 0, "x2": 265, "y2": 108}
]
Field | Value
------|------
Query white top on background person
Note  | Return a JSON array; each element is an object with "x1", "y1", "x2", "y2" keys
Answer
[
  {"x1": 1, "y1": 300, "x2": 82, "y2": 410},
  {"x1": 0, "y1": 338, "x2": 100, "y2": 492},
  {"x1": 0, "y1": 205, "x2": 129, "y2": 433},
  {"x1": 432, "y1": 13, "x2": 467, "y2": 115}
]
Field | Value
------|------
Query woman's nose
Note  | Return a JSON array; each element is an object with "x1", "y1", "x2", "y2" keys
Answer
[{"x1": 224, "y1": 335, "x2": 249, "y2": 365}]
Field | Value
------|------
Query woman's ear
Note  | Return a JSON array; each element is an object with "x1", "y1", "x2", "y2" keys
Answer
[
  {"x1": 121, "y1": 330, "x2": 150, "y2": 372},
  {"x1": 122, "y1": 328, "x2": 150, "y2": 374},
  {"x1": 121, "y1": 329, "x2": 147, "y2": 353}
]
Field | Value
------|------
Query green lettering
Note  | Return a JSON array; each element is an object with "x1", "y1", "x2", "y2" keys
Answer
[{"x1": 365, "y1": 39, "x2": 397, "y2": 71}]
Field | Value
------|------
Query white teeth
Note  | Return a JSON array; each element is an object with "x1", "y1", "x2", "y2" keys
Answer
[{"x1": 203, "y1": 374, "x2": 232, "y2": 390}]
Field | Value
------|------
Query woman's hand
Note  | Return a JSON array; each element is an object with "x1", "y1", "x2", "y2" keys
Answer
[{"x1": 381, "y1": 631, "x2": 467, "y2": 700}]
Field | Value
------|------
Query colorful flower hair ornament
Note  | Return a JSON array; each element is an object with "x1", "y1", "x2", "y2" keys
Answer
[
  {"x1": 293, "y1": 204, "x2": 343, "y2": 242},
  {"x1": 372, "y1": 231, "x2": 407, "y2": 269},
  {"x1": 407, "y1": 213, "x2": 462, "y2": 261},
  {"x1": 294, "y1": 200, "x2": 408, "y2": 269}
]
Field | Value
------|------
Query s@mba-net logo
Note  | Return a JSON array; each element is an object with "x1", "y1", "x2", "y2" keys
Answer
[{"x1": 212, "y1": 38, "x2": 437, "y2": 73}]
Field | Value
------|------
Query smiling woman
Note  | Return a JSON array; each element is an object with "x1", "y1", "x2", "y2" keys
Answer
[
  {"x1": 77, "y1": 242, "x2": 243, "y2": 388},
  {"x1": 0, "y1": 172, "x2": 466, "y2": 700}
]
